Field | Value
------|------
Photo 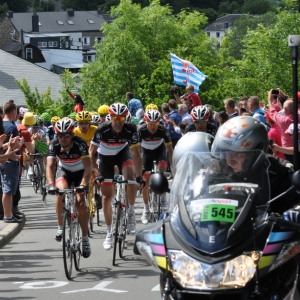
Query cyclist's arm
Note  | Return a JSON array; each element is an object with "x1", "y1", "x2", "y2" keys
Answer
[
  {"x1": 130, "y1": 145, "x2": 143, "y2": 177},
  {"x1": 46, "y1": 157, "x2": 56, "y2": 185},
  {"x1": 166, "y1": 143, "x2": 173, "y2": 166},
  {"x1": 89, "y1": 144, "x2": 100, "y2": 176},
  {"x1": 81, "y1": 156, "x2": 92, "y2": 185}
]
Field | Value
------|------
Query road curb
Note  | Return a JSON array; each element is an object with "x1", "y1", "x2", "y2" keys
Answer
[{"x1": 0, "y1": 217, "x2": 25, "y2": 249}]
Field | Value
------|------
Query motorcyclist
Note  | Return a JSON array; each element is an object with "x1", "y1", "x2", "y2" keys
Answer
[{"x1": 210, "y1": 116, "x2": 298, "y2": 212}]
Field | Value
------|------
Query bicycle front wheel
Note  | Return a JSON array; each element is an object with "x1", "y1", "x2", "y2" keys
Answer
[
  {"x1": 112, "y1": 203, "x2": 121, "y2": 266},
  {"x1": 74, "y1": 222, "x2": 82, "y2": 271},
  {"x1": 63, "y1": 212, "x2": 73, "y2": 280},
  {"x1": 149, "y1": 191, "x2": 158, "y2": 223},
  {"x1": 119, "y1": 203, "x2": 127, "y2": 258}
]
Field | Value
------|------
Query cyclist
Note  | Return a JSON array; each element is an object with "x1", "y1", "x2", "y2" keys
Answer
[
  {"x1": 89, "y1": 103, "x2": 145, "y2": 250},
  {"x1": 91, "y1": 114, "x2": 101, "y2": 126},
  {"x1": 74, "y1": 111, "x2": 97, "y2": 147},
  {"x1": 46, "y1": 116, "x2": 60, "y2": 145},
  {"x1": 46, "y1": 118, "x2": 92, "y2": 258},
  {"x1": 98, "y1": 104, "x2": 110, "y2": 123},
  {"x1": 138, "y1": 109, "x2": 173, "y2": 224},
  {"x1": 185, "y1": 105, "x2": 217, "y2": 136}
]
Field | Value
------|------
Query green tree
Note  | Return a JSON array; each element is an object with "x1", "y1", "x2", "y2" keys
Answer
[
  {"x1": 218, "y1": 1, "x2": 240, "y2": 14},
  {"x1": 73, "y1": 0, "x2": 222, "y2": 110},
  {"x1": 0, "y1": 0, "x2": 30, "y2": 12},
  {"x1": 241, "y1": 0, "x2": 273, "y2": 14},
  {"x1": 32, "y1": 0, "x2": 55, "y2": 12},
  {"x1": 61, "y1": 0, "x2": 105, "y2": 11}
]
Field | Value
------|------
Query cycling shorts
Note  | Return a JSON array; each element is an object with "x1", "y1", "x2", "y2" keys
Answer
[
  {"x1": 55, "y1": 167, "x2": 84, "y2": 187},
  {"x1": 142, "y1": 143, "x2": 167, "y2": 175},
  {"x1": 98, "y1": 146, "x2": 134, "y2": 185}
]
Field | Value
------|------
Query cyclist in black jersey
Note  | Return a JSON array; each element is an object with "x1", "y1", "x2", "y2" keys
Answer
[
  {"x1": 46, "y1": 118, "x2": 92, "y2": 258},
  {"x1": 89, "y1": 103, "x2": 144, "y2": 250},
  {"x1": 185, "y1": 106, "x2": 217, "y2": 137},
  {"x1": 138, "y1": 109, "x2": 173, "y2": 224}
]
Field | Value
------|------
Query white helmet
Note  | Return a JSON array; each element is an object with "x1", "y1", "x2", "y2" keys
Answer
[
  {"x1": 54, "y1": 117, "x2": 74, "y2": 133},
  {"x1": 108, "y1": 103, "x2": 128, "y2": 116},
  {"x1": 144, "y1": 109, "x2": 161, "y2": 122},
  {"x1": 125, "y1": 111, "x2": 132, "y2": 122},
  {"x1": 92, "y1": 115, "x2": 101, "y2": 124},
  {"x1": 191, "y1": 106, "x2": 210, "y2": 121},
  {"x1": 105, "y1": 114, "x2": 112, "y2": 122}
]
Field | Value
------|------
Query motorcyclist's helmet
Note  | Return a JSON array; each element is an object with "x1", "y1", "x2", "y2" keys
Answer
[
  {"x1": 211, "y1": 116, "x2": 268, "y2": 157},
  {"x1": 191, "y1": 106, "x2": 210, "y2": 121},
  {"x1": 149, "y1": 173, "x2": 169, "y2": 195},
  {"x1": 108, "y1": 103, "x2": 128, "y2": 116}
]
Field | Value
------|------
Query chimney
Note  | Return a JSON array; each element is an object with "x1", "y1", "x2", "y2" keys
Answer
[
  {"x1": 32, "y1": 13, "x2": 39, "y2": 32},
  {"x1": 67, "y1": 8, "x2": 74, "y2": 17},
  {"x1": 224, "y1": 22, "x2": 229, "y2": 29},
  {"x1": 8, "y1": 11, "x2": 13, "y2": 18}
]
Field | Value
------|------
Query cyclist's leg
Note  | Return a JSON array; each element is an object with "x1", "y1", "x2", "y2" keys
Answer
[{"x1": 54, "y1": 168, "x2": 68, "y2": 241}]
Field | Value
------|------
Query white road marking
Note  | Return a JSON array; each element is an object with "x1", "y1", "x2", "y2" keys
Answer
[
  {"x1": 151, "y1": 284, "x2": 160, "y2": 291},
  {"x1": 19, "y1": 281, "x2": 68, "y2": 289}
]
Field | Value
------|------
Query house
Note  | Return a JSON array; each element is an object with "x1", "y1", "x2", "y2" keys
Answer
[
  {"x1": 204, "y1": 14, "x2": 242, "y2": 42},
  {"x1": 0, "y1": 49, "x2": 62, "y2": 106},
  {"x1": 0, "y1": 9, "x2": 111, "y2": 73},
  {"x1": 1, "y1": 40, "x2": 45, "y2": 63}
]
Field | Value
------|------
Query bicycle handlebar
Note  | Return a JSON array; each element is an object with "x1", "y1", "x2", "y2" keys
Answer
[
  {"x1": 26, "y1": 152, "x2": 43, "y2": 156},
  {"x1": 103, "y1": 179, "x2": 139, "y2": 185},
  {"x1": 143, "y1": 171, "x2": 171, "y2": 176}
]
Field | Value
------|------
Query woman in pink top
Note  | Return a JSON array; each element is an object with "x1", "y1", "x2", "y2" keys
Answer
[{"x1": 264, "y1": 113, "x2": 285, "y2": 159}]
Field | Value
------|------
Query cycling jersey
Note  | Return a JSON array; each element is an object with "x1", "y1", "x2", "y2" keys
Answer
[
  {"x1": 47, "y1": 136, "x2": 89, "y2": 172},
  {"x1": 46, "y1": 125, "x2": 56, "y2": 142},
  {"x1": 74, "y1": 125, "x2": 97, "y2": 146},
  {"x1": 138, "y1": 123, "x2": 172, "y2": 150},
  {"x1": 91, "y1": 122, "x2": 139, "y2": 156}
]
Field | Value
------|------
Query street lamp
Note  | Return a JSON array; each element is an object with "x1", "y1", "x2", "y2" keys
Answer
[{"x1": 288, "y1": 35, "x2": 300, "y2": 170}]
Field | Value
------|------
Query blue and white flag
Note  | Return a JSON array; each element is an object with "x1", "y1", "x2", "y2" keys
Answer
[{"x1": 170, "y1": 53, "x2": 207, "y2": 93}]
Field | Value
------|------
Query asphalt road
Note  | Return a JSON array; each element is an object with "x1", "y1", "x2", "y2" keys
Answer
[{"x1": 0, "y1": 177, "x2": 162, "y2": 300}]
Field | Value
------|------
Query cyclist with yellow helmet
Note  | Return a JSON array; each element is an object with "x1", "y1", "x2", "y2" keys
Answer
[
  {"x1": 74, "y1": 111, "x2": 97, "y2": 146},
  {"x1": 46, "y1": 116, "x2": 60, "y2": 145},
  {"x1": 98, "y1": 105, "x2": 110, "y2": 123},
  {"x1": 145, "y1": 103, "x2": 158, "y2": 112}
]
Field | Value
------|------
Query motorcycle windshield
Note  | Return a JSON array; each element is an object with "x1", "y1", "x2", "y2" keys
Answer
[{"x1": 170, "y1": 150, "x2": 270, "y2": 253}]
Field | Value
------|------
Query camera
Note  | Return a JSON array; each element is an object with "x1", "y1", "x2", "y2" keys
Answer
[
  {"x1": 272, "y1": 89, "x2": 279, "y2": 95},
  {"x1": 269, "y1": 139, "x2": 273, "y2": 146}
]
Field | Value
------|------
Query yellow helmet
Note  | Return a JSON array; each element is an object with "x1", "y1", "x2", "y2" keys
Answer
[
  {"x1": 89, "y1": 111, "x2": 98, "y2": 116},
  {"x1": 76, "y1": 111, "x2": 92, "y2": 122},
  {"x1": 51, "y1": 116, "x2": 60, "y2": 123},
  {"x1": 98, "y1": 104, "x2": 110, "y2": 115},
  {"x1": 145, "y1": 104, "x2": 158, "y2": 112}
]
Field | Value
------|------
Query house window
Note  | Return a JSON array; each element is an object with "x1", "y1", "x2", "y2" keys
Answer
[
  {"x1": 38, "y1": 41, "x2": 47, "y2": 47},
  {"x1": 83, "y1": 37, "x2": 90, "y2": 45},
  {"x1": 207, "y1": 32, "x2": 210, "y2": 37},
  {"x1": 57, "y1": 20, "x2": 64, "y2": 25},
  {"x1": 26, "y1": 48, "x2": 33, "y2": 59},
  {"x1": 87, "y1": 19, "x2": 95, "y2": 24},
  {"x1": 216, "y1": 32, "x2": 220, "y2": 38},
  {"x1": 83, "y1": 55, "x2": 92, "y2": 62},
  {"x1": 67, "y1": 20, "x2": 74, "y2": 25},
  {"x1": 49, "y1": 41, "x2": 58, "y2": 47},
  {"x1": 95, "y1": 37, "x2": 102, "y2": 42}
]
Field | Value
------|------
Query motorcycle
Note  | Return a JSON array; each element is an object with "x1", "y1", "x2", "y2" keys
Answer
[{"x1": 134, "y1": 149, "x2": 300, "y2": 300}]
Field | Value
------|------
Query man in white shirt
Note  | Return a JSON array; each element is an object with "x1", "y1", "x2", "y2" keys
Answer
[{"x1": 178, "y1": 104, "x2": 192, "y2": 124}]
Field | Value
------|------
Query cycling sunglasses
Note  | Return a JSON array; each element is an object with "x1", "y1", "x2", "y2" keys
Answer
[
  {"x1": 147, "y1": 122, "x2": 159, "y2": 127},
  {"x1": 112, "y1": 116, "x2": 125, "y2": 121},
  {"x1": 194, "y1": 120, "x2": 207, "y2": 124},
  {"x1": 57, "y1": 133, "x2": 72, "y2": 138}
]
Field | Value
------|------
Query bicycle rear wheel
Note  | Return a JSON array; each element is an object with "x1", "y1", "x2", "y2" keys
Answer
[
  {"x1": 74, "y1": 222, "x2": 82, "y2": 271},
  {"x1": 119, "y1": 203, "x2": 127, "y2": 258},
  {"x1": 112, "y1": 203, "x2": 121, "y2": 266},
  {"x1": 32, "y1": 163, "x2": 40, "y2": 193},
  {"x1": 63, "y1": 212, "x2": 73, "y2": 280}
]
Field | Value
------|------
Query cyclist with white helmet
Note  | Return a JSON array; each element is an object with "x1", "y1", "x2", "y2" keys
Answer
[
  {"x1": 138, "y1": 109, "x2": 173, "y2": 224},
  {"x1": 185, "y1": 105, "x2": 217, "y2": 136},
  {"x1": 89, "y1": 103, "x2": 145, "y2": 250},
  {"x1": 46, "y1": 117, "x2": 92, "y2": 258},
  {"x1": 91, "y1": 114, "x2": 101, "y2": 125}
]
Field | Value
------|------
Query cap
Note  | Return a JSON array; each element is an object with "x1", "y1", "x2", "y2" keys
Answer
[
  {"x1": 22, "y1": 112, "x2": 36, "y2": 126},
  {"x1": 285, "y1": 123, "x2": 300, "y2": 135}
]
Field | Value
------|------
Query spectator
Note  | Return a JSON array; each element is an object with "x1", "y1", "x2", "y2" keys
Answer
[
  {"x1": 183, "y1": 97, "x2": 193, "y2": 113},
  {"x1": 1, "y1": 101, "x2": 23, "y2": 223},
  {"x1": 238, "y1": 96, "x2": 249, "y2": 115},
  {"x1": 264, "y1": 113, "x2": 284, "y2": 159},
  {"x1": 216, "y1": 111, "x2": 229, "y2": 126},
  {"x1": 66, "y1": 88, "x2": 84, "y2": 113},
  {"x1": 224, "y1": 98, "x2": 238, "y2": 119},
  {"x1": 126, "y1": 92, "x2": 143, "y2": 117},
  {"x1": 268, "y1": 90, "x2": 300, "y2": 163},
  {"x1": 185, "y1": 85, "x2": 202, "y2": 109},
  {"x1": 248, "y1": 96, "x2": 267, "y2": 124},
  {"x1": 178, "y1": 104, "x2": 192, "y2": 124},
  {"x1": 169, "y1": 121, "x2": 188, "y2": 136},
  {"x1": 162, "y1": 100, "x2": 182, "y2": 148}
]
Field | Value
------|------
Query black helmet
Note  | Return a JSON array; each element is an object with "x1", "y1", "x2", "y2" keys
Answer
[{"x1": 149, "y1": 173, "x2": 169, "y2": 195}]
